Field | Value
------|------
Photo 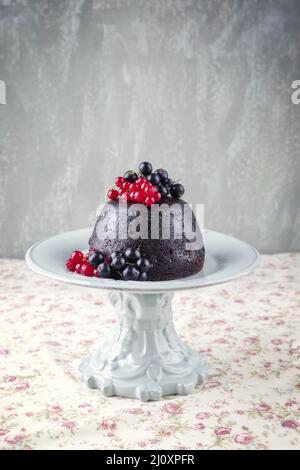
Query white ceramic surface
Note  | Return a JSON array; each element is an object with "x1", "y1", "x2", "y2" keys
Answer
[{"x1": 25, "y1": 228, "x2": 260, "y2": 293}]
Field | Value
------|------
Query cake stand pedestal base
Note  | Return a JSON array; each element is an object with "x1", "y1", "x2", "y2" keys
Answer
[{"x1": 79, "y1": 292, "x2": 207, "y2": 401}]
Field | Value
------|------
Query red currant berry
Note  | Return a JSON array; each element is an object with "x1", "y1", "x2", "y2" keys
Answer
[
  {"x1": 145, "y1": 196, "x2": 155, "y2": 206},
  {"x1": 136, "y1": 177, "x2": 146, "y2": 186},
  {"x1": 144, "y1": 185, "x2": 155, "y2": 196},
  {"x1": 93, "y1": 269, "x2": 99, "y2": 277},
  {"x1": 154, "y1": 191, "x2": 161, "y2": 202},
  {"x1": 75, "y1": 262, "x2": 83, "y2": 274},
  {"x1": 129, "y1": 183, "x2": 139, "y2": 192},
  {"x1": 118, "y1": 188, "x2": 124, "y2": 196},
  {"x1": 107, "y1": 189, "x2": 119, "y2": 200},
  {"x1": 115, "y1": 176, "x2": 125, "y2": 188},
  {"x1": 139, "y1": 191, "x2": 147, "y2": 203},
  {"x1": 121, "y1": 192, "x2": 131, "y2": 202},
  {"x1": 66, "y1": 258, "x2": 76, "y2": 272},
  {"x1": 132, "y1": 191, "x2": 145, "y2": 203},
  {"x1": 122, "y1": 181, "x2": 130, "y2": 190},
  {"x1": 71, "y1": 250, "x2": 84, "y2": 264},
  {"x1": 81, "y1": 263, "x2": 94, "y2": 277}
]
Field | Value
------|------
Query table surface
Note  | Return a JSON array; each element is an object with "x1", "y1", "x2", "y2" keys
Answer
[{"x1": 0, "y1": 254, "x2": 299, "y2": 450}]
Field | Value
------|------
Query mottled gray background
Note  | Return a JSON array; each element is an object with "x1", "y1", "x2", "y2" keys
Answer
[{"x1": 0, "y1": 0, "x2": 300, "y2": 258}]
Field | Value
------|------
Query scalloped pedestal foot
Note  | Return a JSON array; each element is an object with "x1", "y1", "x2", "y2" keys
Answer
[{"x1": 79, "y1": 292, "x2": 207, "y2": 401}]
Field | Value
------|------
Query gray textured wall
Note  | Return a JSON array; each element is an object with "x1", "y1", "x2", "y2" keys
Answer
[{"x1": 0, "y1": 0, "x2": 300, "y2": 258}]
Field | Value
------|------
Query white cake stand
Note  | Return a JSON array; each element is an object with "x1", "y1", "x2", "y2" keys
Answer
[{"x1": 26, "y1": 228, "x2": 259, "y2": 401}]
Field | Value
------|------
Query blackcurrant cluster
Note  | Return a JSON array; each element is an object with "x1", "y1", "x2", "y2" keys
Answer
[
  {"x1": 88, "y1": 248, "x2": 151, "y2": 281},
  {"x1": 138, "y1": 162, "x2": 185, "y2": 200}
]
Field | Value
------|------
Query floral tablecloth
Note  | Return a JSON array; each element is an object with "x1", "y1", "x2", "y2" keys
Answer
[{"x1": 0, "y1": 255, "x2": 299, "y2": 450}]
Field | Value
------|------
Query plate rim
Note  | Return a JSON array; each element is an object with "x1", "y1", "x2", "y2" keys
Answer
[{"x1": 25, "y1": 228, "x2": 260, "y2": 293}]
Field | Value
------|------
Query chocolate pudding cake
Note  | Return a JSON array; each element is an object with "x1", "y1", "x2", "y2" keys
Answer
[{"x1": 66, "y1": 161, "x2": 205, "y2": 281}]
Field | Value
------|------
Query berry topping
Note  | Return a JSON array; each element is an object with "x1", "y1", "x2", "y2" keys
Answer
[
  {"x1": 97, "y1": 263, "x2": 111, "y2": 278},
  {"x1": 157, "y1": 184, "x2": 169, "y2": 197},
  {"x1": 132, "y1": 190, "x2": 146, "y2": 203},
  {"x1": 145, "y1": 196, "x2": 155, "y2": 206},
  {"x1": 122, "y1": 265, "x2": 140, "y2": 281},
  {"x1": 170, "y1": 183, "x2": 185, "y2": 199},
  {"x1": 136, "y1": 257, "x2": 151, "y2": 273},
  {"x1": 140, "y1": 183, "x2": 149, "y2": 192},
  {"x1": 147, "y1": 173, "x2": 160, "y2": 185},
  {"x1": 81, "y1": 263, "x2": 94, "y2": 277},
  {"x1": 154, "y1": 169, "x2": 168, "y2": 183},
  {"x1": 144, "y1": 185, "x2": 155, "y2": 196},
  {"x1": 111, "y1": 256, "x2": 126, "y2": 271},
  {"x1": 66, "y1": 258, "x2": 76, "y2": 272},
  {"x1": 104, "y1": 161, "x2": 185, "y2": 206},
  {"x1": 139, "y1": 161, "x2": 153, "y2": 176},
  {"x1": 88, "y1": 251, "x2": 104, "y2": 267},
  {"x1": 107, "y1": 189, "x2": 119, "y2": 201},
  {"x1": 71, "y1": 250, "x2": 84, "y2": 264},
  {"x1": 138, "y1": 272, "x2": 148, "y2": 281},
  {"x1": 115, "y1": 176, "x2": 125, "y2": 188},
  {"x1": 122, "y1": 180, "x2": 131, "y2": 190},
  {"x1": 124, "y1": 170, "x2": 138, "y2": 183},
  {"x1": 153, "y1": 191, "x2": 161, "y2": 203},
  {"x1": 164, "y1": 178, "x2": 173, "y2": 188},
  {"x1": 121, "y1": 192, "x2": 131, "y2": 202},
  {"x1": 125, "y1": 248, "x2": 141, "y2": 263}
]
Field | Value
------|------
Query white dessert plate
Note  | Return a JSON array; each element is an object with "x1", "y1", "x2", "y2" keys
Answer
[{"x1": 25, "y1": 228, "x2": 260, "y2": 293}]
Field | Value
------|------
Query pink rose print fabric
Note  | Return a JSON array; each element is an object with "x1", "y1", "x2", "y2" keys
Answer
[{"x1": 0, "y1": 255, "x2": 299, "y2": 450}]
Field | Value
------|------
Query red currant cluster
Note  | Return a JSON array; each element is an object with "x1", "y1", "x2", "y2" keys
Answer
[
  {"x1": 66, "y1": 250, "x2": 102, "y2": 277},
  {"x1": 106, "y1": 161, "x2": 185, "y2": 206},
  {"x1": 107, "y1": 175, "x2": 161, "y2": 206}
]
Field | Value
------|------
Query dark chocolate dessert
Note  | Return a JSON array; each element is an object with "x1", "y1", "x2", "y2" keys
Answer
[
  {"x1": 89, "y1": 198, "x2": 205, "y2": 281},
  {"x1": 66, "y1": 161, "x2": 205, "y2": 281}
]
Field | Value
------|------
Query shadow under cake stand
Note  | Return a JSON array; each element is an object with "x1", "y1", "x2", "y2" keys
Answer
[{"x1": 26, "y1": 228, "x2": 259, "y2": 401}]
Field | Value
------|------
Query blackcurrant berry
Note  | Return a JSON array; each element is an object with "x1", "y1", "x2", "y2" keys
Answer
[
  {"x1": 136, "y1": 257, "x2": 151, "y2": 273},
  {"x1": 110, "y1": 270, "x2": 122, "y2": 280},
  {"x1": 164, "y1": 178, "x2": 173, "y2": 188},
  {"x1": 111, "y1": 251, "x2": 123, "y2": 259},
  {"x1": 122, "y1": 266, "x2": 140, "y2": 281},
  {"x1": 139, "y1": 161, "x2": 152, "y2": 176},
  {"x1": 138, "y1": 272, "x2": 148, "y2": 281},
  {"x1": 124, "y1": 171, "x2": 138, "y2": 182},
  {"x1": 147, "y1": 173, "x2": 160, "y2": 185},
  {"x1": 88, "y1": 251, "x2": 104, "y2": 267},
  {"x1": 154, "y1": 169, "x2": 168, "y2": 183},
  {"x1": 125, "y1": 248, "x2": 141, "y2": 263},
  {"x1": 170, "y1": 183, "x2": 185, "y2": 199},
  {"x1": 111, "y1": 256, "x2": 126, "y2": 271},
  {"x1": 157, "y1": 184, "x2": 169, "y2": 197},
  {"x1": 97, "y1": 263, "x2": 111, "y2": 278}
]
